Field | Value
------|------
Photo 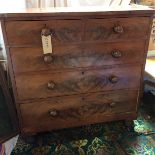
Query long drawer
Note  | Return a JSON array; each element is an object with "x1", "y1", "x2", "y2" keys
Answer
[
  {"x1": 11, "y1": 41, "x2": 145, "y2": 73},
  {"x1": 5, "y1": 17, "x2": 150, "y2": 46},
  {"x1": 20, "y1": 90, "x2": 138, "y2": 133},
  {"x1": 15, "y1": 64, "x2": 141, "y2": 101}
]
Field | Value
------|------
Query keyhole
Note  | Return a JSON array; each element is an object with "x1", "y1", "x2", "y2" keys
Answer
[{"x1": 82, "y1": 71, "x2": 85, "y2": 75}]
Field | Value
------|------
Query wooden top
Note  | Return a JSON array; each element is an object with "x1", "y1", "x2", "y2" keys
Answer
[{"x1": 0, "y1": 2, "x2": 154, "y2": 20}]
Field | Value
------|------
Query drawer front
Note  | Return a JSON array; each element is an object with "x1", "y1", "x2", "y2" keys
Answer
[
  {"x1": 85, "y1": 17, "x2": 150, "y2": 42},
  {"x1": 20, "y1": 90, "x2": 138, "y2": 133},
  {"x1": 15, "y1": 65, "x2": 141, "y2": 101},
  {"x1": 6, "y1": 17, "x2": 150, "y2": 47},
  {"x1": 5, "y1": 20, "x2": 83, "y2": 46},
  {"x1": 11, "y1": 41, "x2": 145, "y2": 73}
]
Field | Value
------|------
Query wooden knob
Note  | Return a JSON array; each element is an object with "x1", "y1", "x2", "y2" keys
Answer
[
  {"x1": 113, "y1": 25, "x2": 124, "y2": 34},
  {"x1": 43, "y1": 54, "x2": 53, "y2": 64},
  {"x1": 41, "y1": 28, "x2": 51, "y2": 36},
  {"x1": 49, "y1": 110, "x2": 58, "y2": 117},
  {"x1": 109, "y1": 102, "x2": 116, "y2": 107},
  {"x1": 111, "y1": 50, "x2": 122, "y2": 58},
  {"x1": 47, "y1": 81, "x2": 55, "y2": 89},
  {"x1": 109, "y1": 76, "x2": 118, "y2": 84}
]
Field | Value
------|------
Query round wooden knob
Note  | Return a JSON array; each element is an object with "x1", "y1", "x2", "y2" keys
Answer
[
  {"x1": 41, "y1": 28, "x2": 51, "y2": 36},
  {"x1": 111, "y1": 50, "x2": 122, "y2": 58},
  {"x1": 47, "y1": 81, "x2": 55, "y2": 89},
  {"x1": 43, "y1": 54, "x2": 53, "y2": 64},
  {"x1": 109, "y1": 76, "x2": 118, "y2": 84},
  {"x1": 49, "y1": 110, "x2": 58, "y2": 117},
  {"x1": 113, "y1": 25, "x2": 124, "y2": 34},
  {"x1": 109, "y1": 102, "x2": 116, "y2": 107}
]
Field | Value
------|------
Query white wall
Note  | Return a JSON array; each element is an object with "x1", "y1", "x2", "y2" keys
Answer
[{"x1": 0, "y1": 0, "x2": 26, "y2": 9}]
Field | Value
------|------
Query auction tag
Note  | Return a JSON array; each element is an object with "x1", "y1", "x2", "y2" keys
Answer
[{"x1": 42, "y1": 35, "x2": 53, "y2": 54}]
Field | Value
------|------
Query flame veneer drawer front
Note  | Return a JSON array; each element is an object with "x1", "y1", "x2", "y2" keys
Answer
[
  {"x1": 15, "y1": 64, "x2": 141, "y2": 101},
  {"x1": 5, "y1": 20, "x2": 83, "y2": 47},
  {"x1": 20, "y1": 90, "x2": 138, "y2": 133},
  {"x1": 85, "y1": 17, "x2": 150, "y2": 42},
  {"x1": 10, "y1": 41, "x2": 145, "y2": 73}
]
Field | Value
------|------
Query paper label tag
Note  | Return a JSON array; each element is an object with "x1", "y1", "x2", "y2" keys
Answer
[{"x1": 42, "y1": 35, "x2": 52, "y2": 54}]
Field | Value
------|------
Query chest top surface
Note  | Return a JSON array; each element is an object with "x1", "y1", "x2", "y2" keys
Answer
[{"x1": 0, "y1": 1, "x2": 154, "y2": 20}]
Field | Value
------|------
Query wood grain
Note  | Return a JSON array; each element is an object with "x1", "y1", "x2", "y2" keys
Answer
[
  {"x1": 10, "y1": 41, "x2": 145, "y2": 73},
  {"x1": 20, "y1": 90, "x2": 138, "y2": 133},
  {"x1": 5, "y1": 20, "x2": 83, "y2": 47},
  {"x1": 15, "y1": 64, "x2": 141, "y2": 101},
  {"x1": 5, "y1": 17, "x2": 150, "y2": 47},
  {"x1": 0, "y1": 6, "x2": 154, "y2": 135},
  {"x1": 85, "y1": 17, "x2": 151, "y2": 41}
]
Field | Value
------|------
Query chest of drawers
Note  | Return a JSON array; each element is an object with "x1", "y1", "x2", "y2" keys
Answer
[{"x1": 0, "y1": 5, "x2": 154, "y2": 135}]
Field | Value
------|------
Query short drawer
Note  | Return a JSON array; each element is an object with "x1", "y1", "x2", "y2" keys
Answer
[
  {"x1": 20, "y1": 90, "x2": 138, "y2": 133},
  {"x1": 15, "y1": 64, "x2": 141, "y2": 101},
  {"x1": 11, "y1": 41, "x2": 145, "y2": 73},
  {"x1": 5, "y1": 20, "x2": 83, "y2": 46},
  {"x1": 85, "y1": 17, "x2": 150, "y2": 42}
]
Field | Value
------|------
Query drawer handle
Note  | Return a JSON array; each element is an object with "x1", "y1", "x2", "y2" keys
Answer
[
  {"x1": 109, "y1": 75, "x2": 118, "y2": 84},
  {"x1": 47, "y1": 81, "x2": 55, "y2": 89},
  {"x1": 43, "y1": 54, "x2": 53, "y2": 64},
  {"x1": 41, "y1": 28, "x2": 55, "y2": 37},
  {"x1": 41, "y1": 28, "x2": 51, "y2": 36},
  {"x1": 49, "y1": 110, "x2": 58, "y2": 117},
  {"x1": 109, "y1": 102, "x2": 116, "y2": 107},
  {"x1": 113, "y1": 25, "x2": 124, "y2": 34},
  {"x1": 111, "y1": 50, "x2": 122, "y2": 58}
]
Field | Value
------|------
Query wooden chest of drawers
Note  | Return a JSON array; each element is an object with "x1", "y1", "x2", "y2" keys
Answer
[{"x1": 0, "y1": 5, "x2": 154, "y2": 135}]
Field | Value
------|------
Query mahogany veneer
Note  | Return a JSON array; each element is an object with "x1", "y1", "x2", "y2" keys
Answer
[{"x1": 0, "y1": 5, "x2": 154, "y2": 135}]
